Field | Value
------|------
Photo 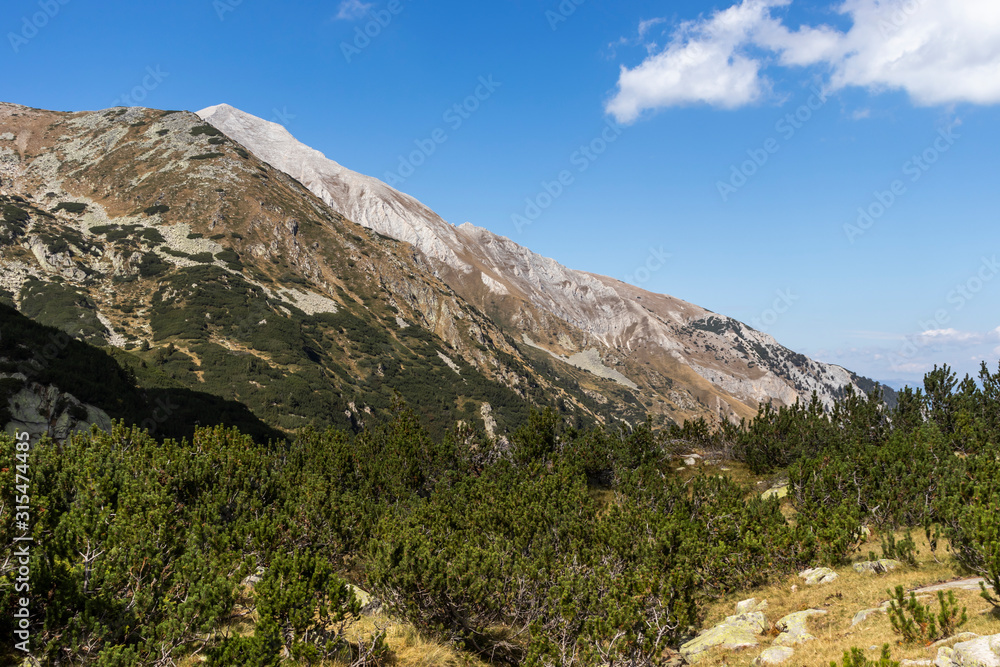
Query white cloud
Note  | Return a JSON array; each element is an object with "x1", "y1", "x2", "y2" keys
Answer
[
  {"x1": 638, "y1": 18, "x2": 668, "y2": 38},
  {"x1": 916, "y1": 328, "x2": 983, "y2": 344},
  {"x1": 829, "y1": 0, "x2": 1000, "y2": 105},
  {"x1": 605, "y1": 0, "x2": 782, "y2": 123},
  {"x1": 606, "y1": 0, "x2": 1000, "y2": 122},
  {"x1": 822, "y1": 326, "x2": 1000, "y2": 385},
  {"x1": 335, "y1": 0, "x2": 373, "y2": 21}
]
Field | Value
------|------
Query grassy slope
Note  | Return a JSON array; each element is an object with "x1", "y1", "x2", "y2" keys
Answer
[{"x1": 686, "y1": 458, "x2": 1000, "y2": 667}]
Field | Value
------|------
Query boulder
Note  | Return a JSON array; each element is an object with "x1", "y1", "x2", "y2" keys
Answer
[
  {"x1": 851, "y1": 607, "x2": 885, "y2": 627},
  {"x1": 5, "y1": 383, "x2": 111, "y2": 441},
  {"x1": 933, "y1": 634, "x2": 1000, "y2": 667},
  {"x1": 854, "y1": 559, "x2": 902, "y2": 574},
  {"x1": 799, "y1": 567, "x2": 839, "y2": 585},
  {"x1": 755, "y1": 646, "x2": 795, "y2": 665},
  {"x1": 762, "y1": 485, "x2": 789, "y2": 499},
  {"x1": 930, "y1": 633, "x2": 980, "y2": 649},
  {"x1": 680, "y1": 611, "x2": 768, "y2": 663},
  {"x1": 736, "y1": 597, "x2": 769, "y2": 614},
  {"x1": 913, "y1": 578, "x2": 990, "y2": 594},
  {"x1": 773, "y1": 609, "x2": 827, "y2": 646},
  {"x1": 953, "y1": 634, "x2": 1000, "y2": 667},
  {"x1": 936, "y1": 647, "x2": 957, "y2": 667},
  {"x1": 348, "y1": 584, "x2": 381, "y2": 615}
]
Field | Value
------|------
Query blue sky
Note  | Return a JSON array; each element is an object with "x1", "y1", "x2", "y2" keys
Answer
[{"x1": 3, "y1": 0, "x2": 999, "y2": 387}]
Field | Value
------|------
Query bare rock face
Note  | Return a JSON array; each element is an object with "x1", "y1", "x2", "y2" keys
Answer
[
  {"x1": 4, "y1": 382, "x2": 111, "y2": 440},
  {"x1": 197, "y1": 104, "x2": 877, "y2": 425}
]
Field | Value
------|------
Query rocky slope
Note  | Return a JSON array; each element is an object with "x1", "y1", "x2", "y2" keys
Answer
[
  {"x1": 1, "y1": 102, "x2": 643, "y2": 438},
  {"x1": 199, "y1": 103, "x2": 884, "y2": 424}
]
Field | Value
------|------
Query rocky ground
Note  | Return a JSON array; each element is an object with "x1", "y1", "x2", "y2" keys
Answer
[{"x1": 675, "y1": 459, "x2": 1000, "y2": 666}]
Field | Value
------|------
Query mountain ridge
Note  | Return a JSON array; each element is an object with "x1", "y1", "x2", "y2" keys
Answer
[{"x1": 197, "y1": 103, "x2": 886, "y2": 422}]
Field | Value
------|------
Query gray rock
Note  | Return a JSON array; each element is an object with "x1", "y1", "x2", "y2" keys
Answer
[
  {"x1": 952, "y1": 634, "x2": 1000, "y2": 666},
  {"x1": 755, "y1": 646, "x2": 795, "y2": 665},
  {"x1": 935, "y1": 647, "x2": 957, "y2": 667},
  {"x1": 912, "y1": 578, "x2": 991, "y2": 594},
  {"x1": 799, "y1": 567, "x2": 839, "y2": 585},
  {"x1": 854, "y1": 559, "x2": 902, "y2": 574},
  {"x1": 680, "y1": 611, "x2": 768, "y2": 663},
  {"x1": 900, "y1": 660, "x2": 934, "y2": 666},
  {"x1": 934, "y1": 635, "x2": 1000, "y2": 667},
  {"x1": 241, "y1": 566, "x2": 266, "y2": 587},
  {"x1": 736, "y1": 597, "x2": 768, "y2": 614},
  {"x1": 851, "y1": 607, "x2": 885, "y2": 626},
  {"x1": 930, "y1": 633, "x2": 980, "y2": 649},
  {"x1": 762, "y1": 485, "x2": 789, "y2": 499},
  {"x1": 5, "y1": 383, "x2": 111, "y2": 441},
  {"x1": 773, "y1": 609, "x2": 826, "y2": 646},
  {"x1": 348, "y1": 584, "x2": 382, "y2": 615}
]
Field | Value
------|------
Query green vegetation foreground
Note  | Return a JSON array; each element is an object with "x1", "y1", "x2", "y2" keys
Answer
[{"x1": 1, "y1": 364, "x2": 999, "y2": 666}]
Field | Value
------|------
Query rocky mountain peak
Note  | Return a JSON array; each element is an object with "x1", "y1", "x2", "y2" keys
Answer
[{"x1": 197, "y1": 104, "x2": 882, "y2": 422}]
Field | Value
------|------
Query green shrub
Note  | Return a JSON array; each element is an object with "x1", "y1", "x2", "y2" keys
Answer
[
  {"x1": 143, "y1": 204, "x2": 169, "y2": 215},
  {"x1": 1, "y1": 204, "x2": 28, "y2": 223},
  {"x1": 53, "y1": 201, "x2": 87, "y2": 214},
  {"x1": 189, "y1": 252, "x2": 214, "y2": 263},
  {"x1": 253, "y1": 552, "x2": 369, "y2": 664},
  {"x1": 881, "y1": 530, "x2": 918, "y2": 566},
  {"x1": 189, "y1": 152, "x2": 224, "y2": 160},
  {"x1": 137, "y1": 253, "x2": 170, "y2": 278},
  {"x1": 190, "y1": 124, "x2": 223, "y2": 137},
  {"x1": 208, "y1": 136, "x2": 225, "y2": 145},
  {"x1": 887, "y1": 585, "x2": 966, "y2": 643},
  {"x1": 832, "y1": 644, "x2": 899, "y2": 667}
]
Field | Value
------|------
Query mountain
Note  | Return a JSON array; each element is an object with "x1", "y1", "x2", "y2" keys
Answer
[
  {"x1": 0, "y1": 100, "x2": 887, "y2": 440},
  {"x1": 1, "y1": 101, "x2": 645, "y2": 439},
  {"x1": 198, "y1": 103, "x2": 886, "y2": 424}
]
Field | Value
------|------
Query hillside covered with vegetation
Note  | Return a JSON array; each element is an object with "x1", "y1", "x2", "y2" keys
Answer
[{"x1": 1, "y1": 361, "x2": 998, "y2": 666}]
